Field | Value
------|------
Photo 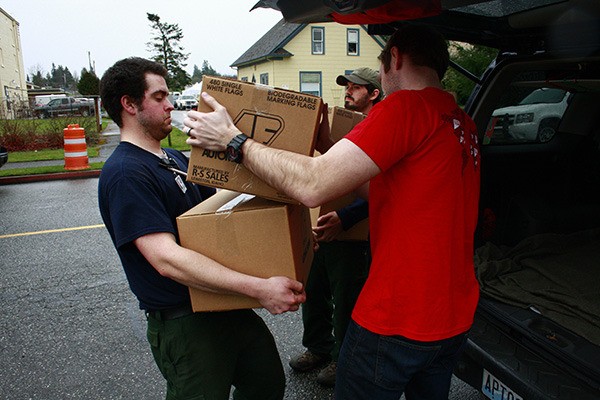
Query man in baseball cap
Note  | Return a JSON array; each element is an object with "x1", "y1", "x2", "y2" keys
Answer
[
  {"x1": 336, "y1": 67, "x2": 383, "y2": 113},
  {"x1": 287, "y1": 67, "x2": 381, "y2": 388}
]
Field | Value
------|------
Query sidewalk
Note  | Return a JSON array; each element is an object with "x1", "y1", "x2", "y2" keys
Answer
[{"x1": 0, "y1": 122, "x2": 121, "y2": 185}]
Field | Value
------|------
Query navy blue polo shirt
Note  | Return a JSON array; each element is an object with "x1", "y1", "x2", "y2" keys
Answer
[{"x1": 98, "y1": 142, "x2": 215, "y2": 311}]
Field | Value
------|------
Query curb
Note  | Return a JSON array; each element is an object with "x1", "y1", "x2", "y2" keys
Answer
[{"x1": 0, "y1": 169, "x2": 101, "y2": 185}]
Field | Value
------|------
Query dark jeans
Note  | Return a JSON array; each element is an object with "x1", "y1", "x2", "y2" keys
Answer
[
  {"x1": 301, "y1": 241, "x2": 370, "y2": 360},
  {"x1": 335, "y1": 320, "x2": 468, "y2": 400},
  {"x1": 147, "y1": 309, "x2": 284, "y2": 400}
]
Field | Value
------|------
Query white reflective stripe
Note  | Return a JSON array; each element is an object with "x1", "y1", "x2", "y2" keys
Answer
[
  {"x1": 64, "y1": 138, "x2": 86, "y2": 144},
  {"x1": 64, "y1": 152, "x2": 88, "y2": 158}
]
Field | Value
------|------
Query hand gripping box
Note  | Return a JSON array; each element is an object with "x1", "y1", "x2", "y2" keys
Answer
[
  {"x1": 312, "y1": 107, "x2": 369, "y2": 241},
  {"x1": 186, "y1": 76, "x2": 323, "y2": 203},
  {"x1": 176, "y1": 190, "x2": 314, "y2": 312}
]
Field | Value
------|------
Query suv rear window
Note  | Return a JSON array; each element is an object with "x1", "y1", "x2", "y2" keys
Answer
[{"x1": 484, "y1": 75, "x2": 572, "y2": 145}]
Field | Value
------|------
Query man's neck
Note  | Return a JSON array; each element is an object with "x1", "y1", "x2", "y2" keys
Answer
[
  {"x1": 401, "y1": 66, "x2": 443, "y2": 91},
  {"x1": 120, "y1": 128, "x2": 162, "y2": 156},
  {"x1": 357, "y1": 103, "x2": 373, "y2": 115}
]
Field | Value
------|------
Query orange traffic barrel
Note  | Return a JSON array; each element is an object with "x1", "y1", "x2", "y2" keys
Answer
[{"x1": 63, "y1": 124, "x2": 89, "y2": 170}]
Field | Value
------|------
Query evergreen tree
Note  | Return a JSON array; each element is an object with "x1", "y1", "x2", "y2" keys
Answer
[
  {"x1": 146, "y1": 13, "x2": 191, "y2": 91},
  {"x1": 191, "y1": 61, "x2": 223, "y2": 83},
  {"x1": 443, "y1": 43, "x2": 497, "y2": 106},
  {"x1": 47, "y1": 64, "x2": 77, "y2": 92},
  {"x1": 78, "y1": 68, "x2": 100, "y2": 96},
  {"x1": 31, "y1": 70, "x2": 47, "y2": 88},
  {"x1": 200, "y1": 60, "x2": 217, "y2": 77},
  {"x1": 191, "y1": 64, "x2": 202, "y2": 83}
]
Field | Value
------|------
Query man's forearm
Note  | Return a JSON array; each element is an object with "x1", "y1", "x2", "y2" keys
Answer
[
  {"x1": 242, "y1": 139, "x2": 324, "y2": 207},
  {"x1": 242, "y1": 137, "x2": 376, "y2": 208}
]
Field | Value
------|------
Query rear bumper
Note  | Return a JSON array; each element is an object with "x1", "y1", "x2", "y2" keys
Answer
[{"x1": 454, "y1": 311, "x2": 600, "y2": 400}]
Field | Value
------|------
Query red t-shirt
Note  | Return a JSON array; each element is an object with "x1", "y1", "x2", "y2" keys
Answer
[{"x1": 346, "y1": 88, "x2": 481, "y2": 341}]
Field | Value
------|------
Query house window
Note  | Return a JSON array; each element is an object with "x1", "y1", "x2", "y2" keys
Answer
[
  {"x1": 300, "y1": 72, "x2": 321, "y2": 96},
  {"x1": 312, "y1": 27, "x2": 325, "y2": 55},
  {"x1": 347, "y1": 29, "x2": 359, "y2": 56},
  {"x1": 240, "y1": 77, "x2": 248, "y2": 82},
  {"x1": 260, "y1": 73, "x2": 269, "y2": 85}
]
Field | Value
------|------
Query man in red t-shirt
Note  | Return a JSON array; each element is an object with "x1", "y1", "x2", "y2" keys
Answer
[{"x1": 185, "y1": 24, "x2": 481, "y2": 400}]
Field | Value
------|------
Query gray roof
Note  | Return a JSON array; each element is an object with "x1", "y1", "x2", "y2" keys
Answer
[{"x1": 231, "y1": 19, "x2": 305, "y2": 68}]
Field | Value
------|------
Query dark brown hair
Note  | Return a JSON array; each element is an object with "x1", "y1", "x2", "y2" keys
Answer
[
  {"x1": 379, "y1": 24, "x2": 449, "y2": 81},
  {"x1": 100, "y1": 57, "x2": 168, "y2": 127}
]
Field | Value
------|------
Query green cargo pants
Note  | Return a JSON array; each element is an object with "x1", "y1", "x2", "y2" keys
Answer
[
  {"x1": 147, "y1": 309, "x2": 285, "y2": 400},
  {"x1": 301, "y1": 240, "x2": 370, "y2": 361}
]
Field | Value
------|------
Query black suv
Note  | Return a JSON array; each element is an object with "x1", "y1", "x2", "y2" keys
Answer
[{"x1": 256, "y1": 1, "x2": 600, "y2": 398}]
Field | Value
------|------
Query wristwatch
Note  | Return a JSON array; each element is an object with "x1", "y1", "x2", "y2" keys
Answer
[{"x1": 225, "y1": 133, "x2": 249, "y2": 163}]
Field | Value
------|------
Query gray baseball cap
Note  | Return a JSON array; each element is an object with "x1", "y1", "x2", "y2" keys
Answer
[{"x1": 336, "y1": 67, "x2": 382, "y2": 93}]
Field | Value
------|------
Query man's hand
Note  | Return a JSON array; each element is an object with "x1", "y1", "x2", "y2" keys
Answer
[
  {"x1": 184, "y1": 92, "x2": 240, "y2": 150},
  {"x1": 313, "y1": 211, "x2": 343, "y2": 242},
  {"x1": 256, "y1": 276, "x2": 306, "y2": 315}
]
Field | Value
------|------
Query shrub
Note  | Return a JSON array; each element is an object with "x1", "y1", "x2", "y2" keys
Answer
[{"x1": 0, "y1": 117, "x2": 101, "y2": 151}]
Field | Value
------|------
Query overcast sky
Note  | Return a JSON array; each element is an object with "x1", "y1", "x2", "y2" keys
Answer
[{"x1": 1, "y1": 0, "x2": 283, "y2": 79}]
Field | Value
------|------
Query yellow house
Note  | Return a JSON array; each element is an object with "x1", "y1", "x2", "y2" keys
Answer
[
  {"x1": 0, "y1": 7, "x2": 28, "y2": 119},
  {"x1": 231, "y1": 19, "x2": 385, "y2": 107}
]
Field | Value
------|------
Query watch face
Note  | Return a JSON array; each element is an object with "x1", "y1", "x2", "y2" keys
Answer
[
  {"x1": 226, "y1": 145, "x2": 241, "y2": 162},
  {"x1": 226, "y1": 134, "x2": 247, "y2": 163},
  {"x1": 226, "y1": 146, "x2": 237, "y2": 160}
]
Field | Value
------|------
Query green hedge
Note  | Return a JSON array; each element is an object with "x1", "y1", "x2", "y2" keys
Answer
[{"x1": 0, "y1": 117, "x2": 101, "y2": 152}]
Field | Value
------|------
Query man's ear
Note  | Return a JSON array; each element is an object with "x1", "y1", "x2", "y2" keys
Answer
[
  {"x1": 391, "y1": 47, "x2": 402, "y2": 71},
  {"x1": 121, "y1": 95, "x2": 137, "y2": 116},
  {"x1": 369, "y1": 89, "x2": 381, "y2": 102}
]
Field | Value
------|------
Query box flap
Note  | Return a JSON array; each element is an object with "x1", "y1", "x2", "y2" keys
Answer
[{"x1": 178, "y1": 190, "x2": 282, "y2": 219}]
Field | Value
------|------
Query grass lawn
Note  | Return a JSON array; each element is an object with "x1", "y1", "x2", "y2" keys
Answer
[
  {"x1": 0, "y1": 126, "x2": 189, "y2": 178},
  {"x1": 161, "y1": 127, "x2": 190, "y2": 151},
  {"x1": 0, "y1": 162, "x2": 106, "y2": 177},
  {"x1": 7, "y1": 147, "x2": 101, "y2": 162}
]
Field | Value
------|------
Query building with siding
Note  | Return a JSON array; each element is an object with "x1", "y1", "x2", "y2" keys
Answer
[
  {"x1": 0, "y1": 7, "x2": 28, "y2": 119},
  {"x1": 231, "y1": 19, "x2": 385, "y2": 107}
]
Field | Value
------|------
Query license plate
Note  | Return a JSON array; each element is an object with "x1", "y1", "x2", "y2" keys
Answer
[{"x1": 482, "y1": 369, "x2": 523, "y2": 400}]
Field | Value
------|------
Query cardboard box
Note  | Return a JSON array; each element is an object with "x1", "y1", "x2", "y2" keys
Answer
[
  {"x1": 186, "y1": 76, "x2": 323, "y2": 203},
  {"x1": 177, "y1": 190, "x2": 314, "y2": 312},
  {"x1": 311, "y1": 106, "x2": 369, "y2": 241},
  {"x1": 329, "y1": 106, "x2": 367, "y2": 142}
]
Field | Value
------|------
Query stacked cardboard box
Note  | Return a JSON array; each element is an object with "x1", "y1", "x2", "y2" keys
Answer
[
  {"x1": 177, "y1": 190, "x2": 314, "y2": 312},
  {"x1": 186, "y1": 76, "x2": 323, "y2": 204},
  {"x1": 179, "y1": 77, "x2": 325, "y2": 311}
]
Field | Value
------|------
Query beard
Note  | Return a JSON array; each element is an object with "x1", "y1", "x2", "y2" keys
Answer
[
  {"x1": 345, "y1": 97, "x2": 367, "y2": 112},
  {"x1": 137, "y1": 107, "x2": 172, "y2": 141},
  {"x1": 344, "y1": 100, "x2": 359, "y2": 111}
]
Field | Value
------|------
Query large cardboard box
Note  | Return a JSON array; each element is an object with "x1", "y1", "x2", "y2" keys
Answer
[
  {"x1": 311, "y1": 106, "x2": 369, "y2": 241},
  {"x1": 186, "y1": 76, "x2": 323, "y2": 203},
  {"x1": 177, "y1": 190, "x2": 314, "y2": 312}
]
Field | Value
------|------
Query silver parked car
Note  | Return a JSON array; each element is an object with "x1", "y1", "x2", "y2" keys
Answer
[{"x1": 174, "y1": 94, "x2": 198, "y2": 110}]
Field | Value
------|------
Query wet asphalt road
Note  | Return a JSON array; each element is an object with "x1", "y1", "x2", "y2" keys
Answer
[{"x1": 0, "y1": 178, "x2": 484, "y2": 399}]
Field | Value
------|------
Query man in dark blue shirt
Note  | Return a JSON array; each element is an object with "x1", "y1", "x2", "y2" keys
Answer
[{"x1": 98, "y1": 57, "x2": 305, "y2": 400}]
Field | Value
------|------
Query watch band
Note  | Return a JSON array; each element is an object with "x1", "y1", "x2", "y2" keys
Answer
[{"x1": 226, "y1": 133, "x2": 249, "y2": 163}]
